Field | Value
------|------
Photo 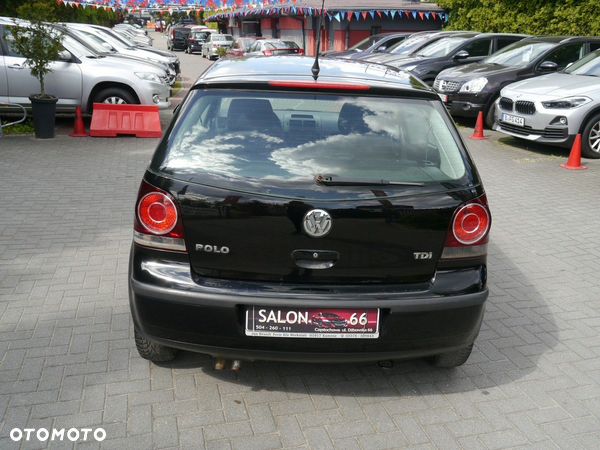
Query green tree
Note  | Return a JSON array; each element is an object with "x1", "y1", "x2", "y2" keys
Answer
[
  {"x1": 437, "y1": 0, "x2": 600, "y2": 35},
  {"x1": 9, "y1": 1, "x2": 64, "y2": 97}
]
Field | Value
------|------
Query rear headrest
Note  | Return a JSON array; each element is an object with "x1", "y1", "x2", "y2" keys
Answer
[
  {"x1": 228, "y1": 99, "x2": 280, "y2": 132},
  {"x1": 337, "y1": 103, "x2": 371, "y2": 135}
]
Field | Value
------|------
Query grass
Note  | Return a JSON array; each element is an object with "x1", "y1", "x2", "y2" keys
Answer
[
  {"x1": 1, "y1": 118, "x2": 35, "y2": 135},
  {"x1": 171, "y1": 78, "x2": 183, "y2": 98}
]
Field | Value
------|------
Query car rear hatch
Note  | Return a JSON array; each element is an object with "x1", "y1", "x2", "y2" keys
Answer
[{"x1": 149, "y1": 88, "x2": 479, "y2": 285}]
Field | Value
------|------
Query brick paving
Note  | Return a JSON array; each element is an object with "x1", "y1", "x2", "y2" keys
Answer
[{"x1": 1, "y1": 32, "x2": 600, "y2": 450}]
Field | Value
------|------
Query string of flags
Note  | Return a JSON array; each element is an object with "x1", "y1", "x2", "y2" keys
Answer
[{"x1": 55, "y1": 0, "x2": 449, "y2": 22}]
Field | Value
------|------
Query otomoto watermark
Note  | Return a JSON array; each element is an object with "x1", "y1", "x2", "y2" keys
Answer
[{"x1": 10, "y1": 428, "x2": 106, "y2": 442}]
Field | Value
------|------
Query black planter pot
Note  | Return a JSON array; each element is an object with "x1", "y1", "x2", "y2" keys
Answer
[{"x1": 29, "y1": 94, "x2": 58, "y2": 139}]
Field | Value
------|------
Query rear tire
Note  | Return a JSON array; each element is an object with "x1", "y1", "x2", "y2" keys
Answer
[
  {"x1": 134, "y1": 328, "x2": 179, "y2": 362},
  {"x1": 581, "y1": 113, "x2": 600, "y2": 159},
  {"x1": 426, "y1": 344, "x2": 473, "y2": 368},
  {"x1": 93, "y1": 87, "x2": 136, "y2": 106}
]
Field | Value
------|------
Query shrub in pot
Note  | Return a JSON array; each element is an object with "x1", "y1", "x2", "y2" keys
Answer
[{"x1": 10, "y1": 1, "x2": 64, "y2": 138}]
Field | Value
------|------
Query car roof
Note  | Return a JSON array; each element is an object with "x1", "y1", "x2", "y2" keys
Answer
[
  {"x1": 193, "y1": 55, "x2": 438, "y2": 98},
  {"x1": 517, "y1": 35, "x2": 600, "y2": 43}
]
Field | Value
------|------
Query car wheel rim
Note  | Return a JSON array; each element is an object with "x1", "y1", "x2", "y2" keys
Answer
[
  {"x1": 103, "y1": 97, "x2": 127, "y2": 105},
  {"x1": 589, "y1": 121, "x2": 600, "y2": 154}
]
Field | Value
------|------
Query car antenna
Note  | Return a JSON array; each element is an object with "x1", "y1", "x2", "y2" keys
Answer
[{"x1": 311, "y1": 0, "x2": 326, "y2": 80}]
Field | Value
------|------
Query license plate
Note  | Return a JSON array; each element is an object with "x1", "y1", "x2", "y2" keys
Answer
[
  {"x1": 245, "y1": 307, "x2": 380, "y2": 339},
  {"x1": 438, "y1": 93, "x2": 448, "y2": 102},
  {"x1": 501, "y1": 113, "x2": 525, "y2": 127}
]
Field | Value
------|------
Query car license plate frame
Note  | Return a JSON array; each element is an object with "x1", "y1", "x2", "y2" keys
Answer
[
  {"x1": 501, "y1": 113, "x2": 525, "y2": 127},
  {"x1": 245, "y1": 306, "x2": 380, "y2": 339}
]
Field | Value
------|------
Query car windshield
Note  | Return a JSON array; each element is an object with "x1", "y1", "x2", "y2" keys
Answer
[
  {"x1": 389, "y1": 34, "x2": 437, "y2": 55},
  {"x1": 68, "y1": 28, "x2": 113, "y2": 53},
  {"x1": 61, "y1": 32, "x2": 98, "y2": 58},
  {"x1": 152, "y1": 90, "x2": 467, "y2": 190},
  {"x1": 192, "y1": 32, "x2": 209, "y2": 39},
  {"x1": 564, "y1": 49, "x2": 600, "y2": 76},
  {"x1": 349, "y1": 35, "x2": 387, "y2": 51},
  {"x1": 415, "y1": 37, "x2": 470, "y2": 58},
  {"x1": 484, "y1": 41, "x2": 555, "y2": 67}
]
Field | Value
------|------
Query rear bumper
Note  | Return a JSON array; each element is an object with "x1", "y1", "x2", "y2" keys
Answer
[{"x1": 129, "y1": 245, "x2": 488, "y2": 363}]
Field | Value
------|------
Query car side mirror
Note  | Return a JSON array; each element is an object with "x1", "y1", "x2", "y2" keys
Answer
[
  {"x1": 102, "y1": 42, "x2": 113, "y2": 51},
  {"x1": 454, "y1": 50, "x2": 469, "y2": 60},
  {"x1": 538, "y1": 61, "x2": 559, "y2": 73},
  {"x1": 58, "y1": 50, "x2": 72, "y2": 62},
  {"x1": 375, "y1": 46, "x2": 387, "y2": 52}
]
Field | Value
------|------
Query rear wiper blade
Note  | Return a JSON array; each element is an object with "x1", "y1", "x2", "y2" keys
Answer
[{"x1": 315, "y1": 174, "x2": 424, "y2": 187}]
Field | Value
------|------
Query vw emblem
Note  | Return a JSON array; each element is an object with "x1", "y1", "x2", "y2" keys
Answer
[{"x1": 302, "y1": 209, "x2": 332, "y2": 238}]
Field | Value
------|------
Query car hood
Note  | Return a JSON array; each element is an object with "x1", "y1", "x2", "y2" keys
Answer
[
  {"x1": 503, "y1": 73, "x2": 600, "y2": 98},
  {"x1": 437, "y1": 63, "x2": 517, "y2": 80}
]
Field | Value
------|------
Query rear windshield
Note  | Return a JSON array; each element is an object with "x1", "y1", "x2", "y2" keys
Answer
[
  {"x1": 213, "y1": 35, "x2": 234, "y2": 42},
  {"x1": 153, "y1": 90, "x2": 468, "y2": 191}
]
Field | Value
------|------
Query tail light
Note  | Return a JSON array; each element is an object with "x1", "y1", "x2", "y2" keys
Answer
[
  {"x1": 441, "y1": 195, "x2": 491, "y2": 259},
  {"x1": 298, "y1": 49, "x2": 304, "y2": 54},
  {"x1": 263, "y1": 50, "x2": 272, "y2": 56},
  {"x1": 133, "y1": 180, "x2": 186, "y2": 252}
]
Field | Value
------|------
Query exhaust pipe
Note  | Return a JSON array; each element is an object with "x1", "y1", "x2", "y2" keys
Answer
[
  {"x1": 214, "y1": 357, "x2": 226, "y2": 370},
  {"x1": 377, "y1": 360, "x2": 394, "y2": 369},
  {"x1": 231, "y1": 360, "x2": 241, "y2": 371}
]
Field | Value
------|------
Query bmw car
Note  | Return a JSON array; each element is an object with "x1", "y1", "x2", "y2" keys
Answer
[{"x1": 129, "y1": 56, "x2": 492, "y2": 368}]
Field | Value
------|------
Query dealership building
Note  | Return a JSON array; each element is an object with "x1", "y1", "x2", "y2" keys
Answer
[{"x1": 205, "y1": 0, "x2": 447, "y2": 55}]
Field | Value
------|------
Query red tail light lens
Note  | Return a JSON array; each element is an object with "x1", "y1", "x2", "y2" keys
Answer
[
  {"x1": 263, "y1": 50, "x2": 272, "y2": 56},
  {"x1": 133, "y1": 180, "x2": 186, "y2": 252},
  {"x1": 138, "y1": 193, "x2": 177, "y2": 235},
  {"x1": 441, "y1": 195, "x2": 491, "y2": 259},
  {"x1": 452, "y1": 203, "x2": 490, "y2": 245}
]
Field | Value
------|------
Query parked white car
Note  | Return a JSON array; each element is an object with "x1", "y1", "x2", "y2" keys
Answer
[
  {"x1": 0, "y1": 17, "x2": 170, "y2": 113},
  {"x1": 201, "y1": 33, "x2": 234, "y2": 60},
  {"x1": 494, "y1": 49, "x2": 600, "y2": 159}
]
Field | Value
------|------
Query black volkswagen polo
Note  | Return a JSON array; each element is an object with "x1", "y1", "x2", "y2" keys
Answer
[{"x1": 129, "y1": 56, "x2": 492, "y2": 368}]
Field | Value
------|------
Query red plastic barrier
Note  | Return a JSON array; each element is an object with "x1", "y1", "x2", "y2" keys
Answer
[{"x1": 90, "y1": 103, "x2": 162, "y2": 138}]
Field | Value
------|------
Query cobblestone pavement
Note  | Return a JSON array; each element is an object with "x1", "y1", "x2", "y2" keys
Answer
[{"x1": 2, "y1": 34, "x2": 600, "y2": 450}]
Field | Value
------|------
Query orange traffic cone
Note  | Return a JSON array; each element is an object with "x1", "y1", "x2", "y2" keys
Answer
[
  {"x1": 560, "y1": 134, "x2": 587, "y2": 170},
  {"x1": 69, "y1": 106, "x2": 89, "y2": 137},
  {"x1": 467, "y1": 111, "x2": 488, "y2": 140}
]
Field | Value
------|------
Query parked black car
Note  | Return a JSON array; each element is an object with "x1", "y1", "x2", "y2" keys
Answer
[
  {"x1": 386, "y1": 32, "x2": 528, "y2": 86},
  {"x1": 322, "y1": 32, "x2": 413, "y2": 59},
  {"x1": 433, "y1": 35, "x2": 600, "y2": 128},
  {"x1": 129, "y1": 56, "x2": 492, "y2": 368},
  {"x1": 167, "y1": 26, "x2": 191, "y2": 51},
  {"x1": 186, "y1": 30, "x2": 210, "y2": 54}
]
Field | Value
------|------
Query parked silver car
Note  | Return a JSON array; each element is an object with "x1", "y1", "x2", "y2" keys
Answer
[
  {"x1": 202, "y1": 33, "x2": 233, "y2": 60},
  {"x1": 0, "y1": 17, "x2": 170, "y2": 113},
  {"x1": 494, "y1": 49, "x2": 600, "y2": 159},
  {"x1": 65, "y1": 22, "x2": 179, "y2": 85}
]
